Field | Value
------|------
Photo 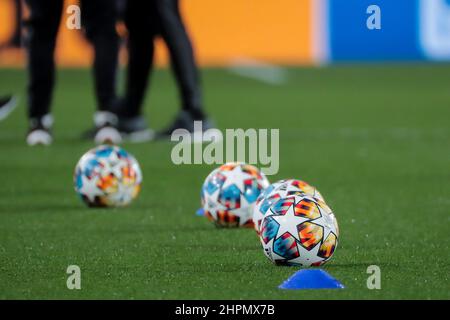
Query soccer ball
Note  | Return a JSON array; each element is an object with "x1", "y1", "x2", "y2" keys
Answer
[
  {"x1": 201, "y1": 162, "x2": 270, "y2": 227},
  {"x1": 260, "y1": 194, "x2": 339, "y2": 267},
  {"x1": 74, "y1": 145, "x2": 142, "y2": 207},
  {"x1": 253, "y1": 179, "x2": 324, "y2": 234}
]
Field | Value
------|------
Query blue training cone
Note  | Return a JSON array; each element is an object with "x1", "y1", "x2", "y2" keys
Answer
[
  {"x1": 196, "y1": 208, "x2": 205, "y2": 216},
  {"x1": 279, "y1": 269, "x2": 344, "y2": 290}
]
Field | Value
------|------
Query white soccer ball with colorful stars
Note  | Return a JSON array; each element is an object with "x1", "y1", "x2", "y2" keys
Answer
[
  {"x1": 253, "y1": 179, "x2": 324, "y2": 234},
  {"x1": 201, "y1": 162, "x2": 270, "y2": 227},
  {"x1": 74, "y1": 145, "x2": 142, "y2": 207},
  {"x1": 260, "y1": 194, "x2": 339, "y2": 267}
]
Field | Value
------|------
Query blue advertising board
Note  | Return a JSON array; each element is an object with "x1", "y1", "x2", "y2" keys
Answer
[{"x1": 327, "y1": 0, "x2": 450, "y2": 62}]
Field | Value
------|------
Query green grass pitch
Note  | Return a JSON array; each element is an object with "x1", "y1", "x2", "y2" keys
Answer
[{"x1": 0, "y1": 65, "x2": 449, "y2": 299}]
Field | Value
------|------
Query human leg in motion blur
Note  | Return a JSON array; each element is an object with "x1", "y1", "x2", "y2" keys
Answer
[
  {"x1": 80, "y1": 0, "x2": 122, "y2": 144},
  {"x1": 118, "y1": 0, "x2": 213, "y2": 142},
  {"x1": 24, "y1": 0, "x2": 63, "y2": 145},
  {"x1": 24, "y1": 0, "x2": 121, "y2": 145}
]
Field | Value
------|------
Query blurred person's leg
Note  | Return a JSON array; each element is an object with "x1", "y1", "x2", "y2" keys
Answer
[
  {"x1": 122, "y1": 0, "x2": 158, "y2": 118},
  {"x1": 115, "y1": 0, "x2": 158, "y2": 142},
  {"x1": 155, "y1": 0, "x2": 213, "y2": 137},
  {"x1": 118, "y1": 0, "x2": 213, "y2": 141},
  {"x1": 24, "y1": 0, "x2": 63, "y2": 145},
  {"x1": 81, "y1": 0, "x2": 119, "y2": 113},
  {"x1": 80, "y1": 0, "x2": 122, "y2": 144},
  {"x1": 25, "y1": 0, "x2": 61, "y2": 120}
]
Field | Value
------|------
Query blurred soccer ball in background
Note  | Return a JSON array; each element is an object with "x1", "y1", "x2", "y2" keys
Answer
[
  {"x1": 201, "y1": 162, "x2": 270, "y2": 227},
  {"x1": 74, "y1": 145, "x2": 142, "y2": 207},
  {"x1": 253, "y1": 179, "x2": 324, "y2": 234}
]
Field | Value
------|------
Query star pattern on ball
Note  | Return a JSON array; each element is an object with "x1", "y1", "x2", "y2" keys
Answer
[
  {"x1": 271, "y1": 204, "x2": 309, "y2": 239},
  {"x1": 292, "y1": 242, "x2": 327, "y2": 265},
  {"x1": 102, "y1": 151, "x2": 124, "y2": 178},
  {"x1": 108, "y1": 182, "x2": 133, "y2": 204},
  {"x1": 312, "y1": 209, "x2": 336, "y2": 240},
  {"x1": 78, "y1": 174, "x2": 104, "y2": 202},
  {"x1": 204, "y1": 188, "x2": 225, "y2": 220},
  {"x1": 220, "y1": 165, "x2": 255, "y2": 192}
]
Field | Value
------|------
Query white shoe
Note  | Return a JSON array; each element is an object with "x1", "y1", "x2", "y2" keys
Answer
[
  {"x1": 26, "y1": 114, "x2": 53, "y2": 146},
  {"x1": 92, "y1": 111, "x2": 122, "y2": 145},
  {"x1": 94, "y1": 111, "x2": 118, "y2": 128},
  {"x1": 94, "y1": 126, "x2": 122, "y2": 145},
  {"x1": 26, "y1": 129, "x2": 53, "y2": 146}
]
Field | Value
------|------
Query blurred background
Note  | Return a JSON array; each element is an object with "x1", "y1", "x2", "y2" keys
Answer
[{"x1": 1, "y1": 0, "x2": 450, "y2": 68}]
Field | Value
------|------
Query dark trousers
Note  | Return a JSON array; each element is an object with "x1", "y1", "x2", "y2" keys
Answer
[
  {"x1": 24, "y1": 0, "x2": 119, "y2": 119},
  {"x1": 123, "y1": 0, "x2": 204, "y2": 119}
]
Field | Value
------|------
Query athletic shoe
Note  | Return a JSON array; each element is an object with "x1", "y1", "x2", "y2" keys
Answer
[
  {"x1": 0, "y1": 95, "x2": 18, "y2": 121},
  {"x1": 93, "y1": 111, "x2": 122, "y2": 145},
  {"x1": 118, "y1": 115, "x2": 155, "y2": 143},
  {"x1": 157, "y1": 111, "x2": 217, "y2": 142},
  {"x1": 26, "y1": 114, "x2": 53, "y2": 146},
  {"x1": 94, "y1": 126, "x2": 122, "y2": 145},
  {"x1": 82, "y1": 111, "x2": 122, "y2": 145}
]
